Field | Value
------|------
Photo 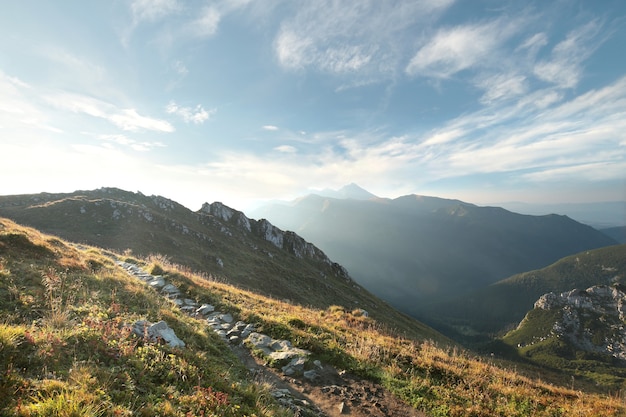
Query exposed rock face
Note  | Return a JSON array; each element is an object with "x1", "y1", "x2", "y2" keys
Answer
[
  {"x1": 533, "y1": 284, "x2": 626, "y2": 359},
  {"x1": 199, "y1": 201, "x2": 352, "y2": 281}
]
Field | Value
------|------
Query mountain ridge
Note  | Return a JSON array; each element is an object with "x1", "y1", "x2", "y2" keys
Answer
[
  {"x1": 0, "y1": 187, "x2": 441, "y2": 342},
  {"x1": 251, "y1": 192, "x2": 617, "y2": 333}
]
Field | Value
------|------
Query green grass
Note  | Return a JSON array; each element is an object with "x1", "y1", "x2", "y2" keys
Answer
[{"x1": 0, "y1": 218, "x2": 290, "y2": 417}]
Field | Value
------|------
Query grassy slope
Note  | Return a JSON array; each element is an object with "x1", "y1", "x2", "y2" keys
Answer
[{"x1": 1, "y1": 218, "x2": 624, "y2": 416}]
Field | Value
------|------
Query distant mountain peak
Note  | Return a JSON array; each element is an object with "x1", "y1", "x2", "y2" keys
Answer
[{"x1": 316, "y1": 183, "x2": 377, "y2": 200}]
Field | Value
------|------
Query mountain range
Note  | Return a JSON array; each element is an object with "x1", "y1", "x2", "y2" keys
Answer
[
  {"x1": 250, "y1": 187, "x2": 617, "y2": 336},
  {"x1": 2, "y1": 186, "x2": 626, "y2": 404}
]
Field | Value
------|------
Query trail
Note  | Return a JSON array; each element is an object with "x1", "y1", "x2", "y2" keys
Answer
[{"x1": 117, "y1": 260, "x2": 427, "y2": 417}]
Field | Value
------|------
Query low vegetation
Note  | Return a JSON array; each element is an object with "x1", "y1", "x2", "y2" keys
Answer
[{"x1": 1, "y1": 217, "x2": 624, "y2": 416}]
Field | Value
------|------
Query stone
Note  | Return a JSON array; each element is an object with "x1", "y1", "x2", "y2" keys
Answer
[
  {"x1": 148, "y1": 277, "x2": 165, "y2": 289},
  {"x1": 303, "y1": 370, "x2": 318, "y2": 381},
  {"x1": 338, "y1": 402, "x2": 348, "y2": 414},
  {"x1": 270, "y1": 339, "x2": 292, "y2": 351},
  {"x1": 246, "y1": 332, "x2": 273, "y2": 349},
  {"x1": 196, "y1": 304, "x2": 215, "y2": 316},
  {"x1": 161, "y1": 283, "x2": 180, "y2": 296},
  {"x1": 132, "y1": 320, "x2": 185, "y2": 348},
  {"x1": 220, "y1": 313, "x2": 234, "y2": 323}
]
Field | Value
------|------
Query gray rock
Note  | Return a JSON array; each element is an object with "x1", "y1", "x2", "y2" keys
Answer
[
  {"x1": 303, "y1": 370, "x2": 319, "y2": 381},
  {"x1": 132, "y1": 320, "x2": 185, "y2": 348},
  {"x1": 246, "y1": 332, "x2": 273, "y2": 349},
  {"x1": 149, "y1": 320, "x2": 186, "y2": 348},
  {"x1": 148, "y1": 277, "x2": 165, "y2": 289},
  {"x1": 220, "y1": 313, "x2": 234, "y2": 323},
  {"x1": 270, "y1": 339, "x2": 292, "y2": 351},
  {"x1": 161, "y1": 283, "x2": 180, "y2": 296},
  {"x1": 196, "y1": 304, "x2": 215, "y2": 316}
]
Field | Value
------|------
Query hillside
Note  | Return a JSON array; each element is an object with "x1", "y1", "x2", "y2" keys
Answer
[
  {"x1": 424, "y1": 245, "x2": 626, "y2": 343},
  {"x1": 502, "y1": 281, "x2": 626, "y2": 391},
  {"x1": 0, "y1": 188, "x2": 437, "y2": 341},
  {"x1": 1, "y1": 218, "x2": 624, "y2": 416},
  {"x1": 251, "y1": 193, "x2": 617, "y2": 323}
]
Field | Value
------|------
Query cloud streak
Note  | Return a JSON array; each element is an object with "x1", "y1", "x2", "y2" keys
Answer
[
  {"x1": 274, "y1": 0, "x2": 454, "y2": 78},
  {"x1": 46, "y1": 93, "x2": 174, "y2": 132}
]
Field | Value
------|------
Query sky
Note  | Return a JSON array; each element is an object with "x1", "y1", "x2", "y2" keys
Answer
[{"x1": 1, "y1": 0, "x2": 626, "y2": 212}]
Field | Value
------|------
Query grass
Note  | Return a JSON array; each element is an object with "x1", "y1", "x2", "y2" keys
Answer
[
  {"x1": 0, "y1": 218, "x2": 290, "y2": 417},
  {"x1": 144, "y1": 258, "x2": 626, "y2": 417},
  {"x1": 2, "y1": 216, "x2": 625, "y2": 416}
]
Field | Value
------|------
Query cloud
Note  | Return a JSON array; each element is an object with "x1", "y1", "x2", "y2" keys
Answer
[
  {"x1": 131, "y1": 0, "x2": 181, "y2": 24},
  {"x1": 173, "y1": 60, "x2": 188, "y2": 76},
  {"x1": 274, "y1": 145, "x2": 297, "y2": 153},
  {"x1": 188, "y1": 6, "x2": 221, "y2": 38},
  {"x1": 274, "y1": 0, "x2": 454, "y2": 77},
  {"x1": 533, "y1": 20, "x2": 604, "y2": 88},
  {"x1": 46, "y1": 93, "x2": 174, "y2": 132},
  {"x1": 476, "y1": 72, "x2": 528, "y2": 104},
  {"x1": 263, "y1": 125, "x2": 279, "y2": 131},
  {"x1": 166, "y1": 101, "x2": 215, "y2": 124},
  {"x1": 406, "y1": 18, "x2": 521, "y2": 78},
  {"x1": 0, "y1": 71, "x2": 61, "y2": 133},
  {"x1": 97, "y1": 134, "x2": 166, "y2": 152}
]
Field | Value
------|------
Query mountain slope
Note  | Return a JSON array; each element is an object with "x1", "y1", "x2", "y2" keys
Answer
[
  {"x1": 502, "y1": 279, "x2": 626, "y2": 391},
  {"x1": 2, "y1": 217, "x2": 624, "y2": 416},
  {"x1": 425, "y1": 245, "x2": 626, "y2": 343},
  {"x1": 0, "y1": 188, "x2": 439, "y2": 341},
  {"x1": 251, "y1": 193, "x2": 617, "y2": 321}
]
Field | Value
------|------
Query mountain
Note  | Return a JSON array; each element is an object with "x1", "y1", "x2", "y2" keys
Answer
[
  {"x1": 3, "y1": 218, "x2": 624, "y2": 415},
  {"x1": 315, "y1": 183, "x2": 378, "y2": 200},
  {"x1": 495, "y1": 201, "x2": 626, "y2": 229},
  {"x1": 0, "y1": 187, "x2": 439, "y2": 341},
  {"x1": 425, "y1": 245, "x2": 626, "y2": 344},
  {"x1": 501, "y1": 278, "x2": 626, "y2": 390},
  {"x1": 251, "y1": 193, "x2": 618, "y2": 326},
  {"x1": 601, "y1": 226, "x2": 626, "y2": 244}
]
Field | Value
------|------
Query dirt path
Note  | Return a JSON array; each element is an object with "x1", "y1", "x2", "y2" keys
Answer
[{"x1": 232, "y1": 345, "x2": 427, "y2": 417}]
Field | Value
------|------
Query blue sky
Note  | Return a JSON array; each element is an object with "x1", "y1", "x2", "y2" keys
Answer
[{"x1": 1, "y1": 0, "x2": 625, "y2": 211}]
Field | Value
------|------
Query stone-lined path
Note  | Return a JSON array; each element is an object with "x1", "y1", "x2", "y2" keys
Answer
[{"x1": 117, "y1": 261, "x2": 426, "y2": 417}]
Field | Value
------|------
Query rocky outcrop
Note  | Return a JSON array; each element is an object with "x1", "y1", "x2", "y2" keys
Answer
[
  {"x1": 198, "y1": 202, "x2": 353, "y2": 281},
  {"x1": 532, "y1": 284, "x2": 626, "y2": 359}
]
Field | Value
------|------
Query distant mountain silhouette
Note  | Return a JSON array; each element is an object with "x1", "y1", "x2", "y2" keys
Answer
[
  {"x1": 251, "y1": 191, "x2": 618, "y2": 337},
  {"x1": 601, "y1": 226, "x2": 626, "y2": 244},
  {"x1": 315, "y1": 183, "x2": 378, "y2": 200}
]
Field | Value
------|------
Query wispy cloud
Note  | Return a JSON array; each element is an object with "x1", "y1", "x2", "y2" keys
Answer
[
  {"x1": 274, "y1": 0, "x2": 454, "y2": 77},
  {"x1": 187, "y1": 75, "x2": 626, "y2": 201},
  {"x1": 274, "y1": 145, "x2": 297, "y2": 153},
  {"x1": 0, "y1": 71, "x2": 61, "y2": 133},
  {"x1": 166, "y1": 101, "x2": 215, "y2": 124},
  {"x1": 46, "y1": 93, "x2": 174, "y2": 132},
  {"x1": 533, "y1": 19, "x2": 604, "y2": 89},
  {"x1": 130, "y1": 0, "x2": 181, "y2": 24},
  {"x1": 406, "y1": 17, "x2": 522, "y2": 78},
  {"x1": 263, "y1": 125, "x2": 279, "y2": 131},
  {"x1": 97, "y1": 134, "x2": 166, "y2": 152}
]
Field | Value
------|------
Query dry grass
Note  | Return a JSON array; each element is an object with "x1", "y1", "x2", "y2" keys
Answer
[{"x1": 155, "y1": 260, "x2": 626, "y2": 417}]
